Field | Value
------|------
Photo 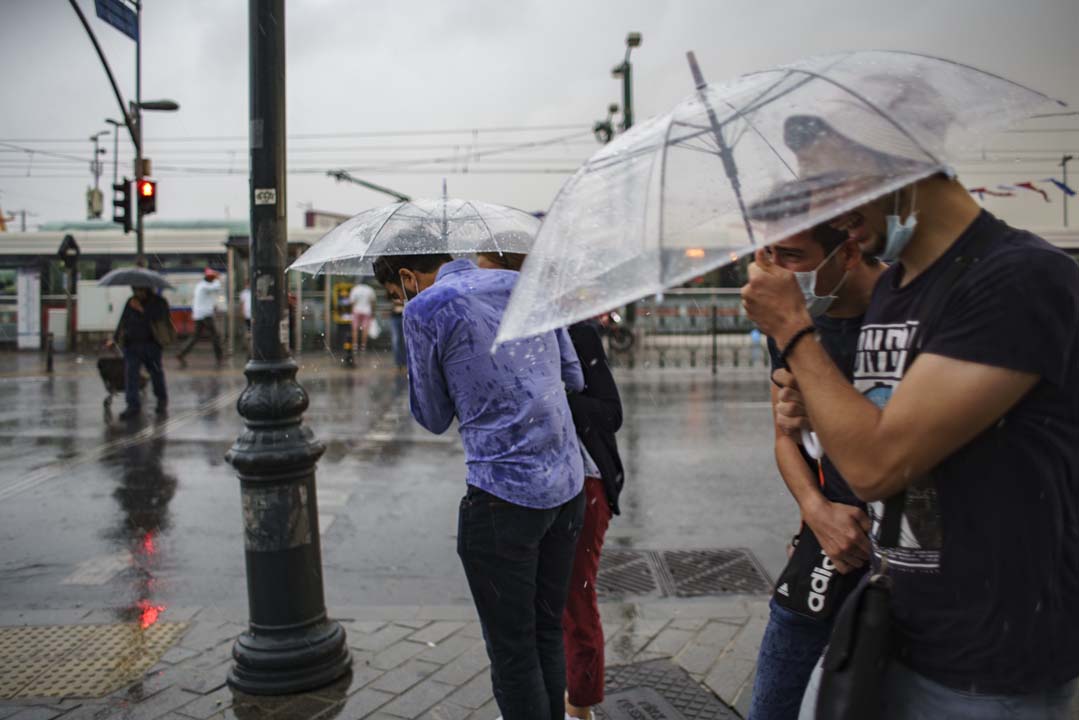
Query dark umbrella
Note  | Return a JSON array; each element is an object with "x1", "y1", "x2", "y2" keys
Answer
[{"x1": 98, "y1": 267, "x2": 174, "y2": 291}]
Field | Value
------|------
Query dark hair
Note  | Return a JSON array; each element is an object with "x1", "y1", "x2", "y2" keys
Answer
[
  {"x1": 809, "y1": 223, "x2": 847, "y2": 256},
  {"x1": 372, "y1": 254, "x2": 453, "y2": 286},
  {"x1": 477, "y1": 252, "x2": 527, "y2": 271}
]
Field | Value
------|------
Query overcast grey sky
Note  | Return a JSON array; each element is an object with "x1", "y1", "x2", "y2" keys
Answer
[{"x1": 1, "y1": 0, "x2": 1077, "y2": 230}]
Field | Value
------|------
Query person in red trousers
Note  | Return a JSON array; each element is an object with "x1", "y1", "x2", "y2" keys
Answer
[
  {"x1": 562, "y1": 319, "x2": 624, "y2": 720},
  {"x1": 477, "y1": 253, "x2": 625, "y2": 719}
]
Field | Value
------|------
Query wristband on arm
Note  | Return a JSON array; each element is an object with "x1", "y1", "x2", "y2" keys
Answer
[{"x1": 778, "y1": 325, "x2": 817, "y2": 366}]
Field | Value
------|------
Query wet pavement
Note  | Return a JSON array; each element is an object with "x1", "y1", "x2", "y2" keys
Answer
[{"x1": 0, "y1": 348, "x2": 791, "y2": 616}]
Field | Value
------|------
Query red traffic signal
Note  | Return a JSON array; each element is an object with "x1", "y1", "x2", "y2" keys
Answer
[{"x1": 137, "y1": 179, "x2": 157, "y2": 215}]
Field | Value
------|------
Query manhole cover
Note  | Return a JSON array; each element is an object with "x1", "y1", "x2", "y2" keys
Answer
[
  {"x1": 599, "y1": 659, "x2": 740, "y2": 720},
  {"x1": 597, "y1": 548, "x2": 770, "y2": 600},
  {"x1": 0, "y1": 621, "x2": 187, "y2": 699},
  {"x1": 603, "y1": 687, "x2": 686, "y2": 720}
]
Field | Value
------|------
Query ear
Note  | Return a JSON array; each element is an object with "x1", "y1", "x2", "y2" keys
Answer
[{"x1": 839, "y1": 239, "x2": 861, "y2": 271}]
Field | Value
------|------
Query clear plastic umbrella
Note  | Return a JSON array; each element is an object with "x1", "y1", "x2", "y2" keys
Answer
[
  {"x1": 98, "y1": 266, "x2": 174, "y2": 290},
  {"x1": 496, "y1": 50, "x2": 1064, "y2": 344},
  {"x1": 288, "y1": 182, "x2": 540, "y2": 276}
]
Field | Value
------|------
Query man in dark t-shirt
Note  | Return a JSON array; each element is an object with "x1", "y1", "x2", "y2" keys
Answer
[
  {"x1": 744, "y1": 171, "x2": 1079, "y2": 716},
  {"x1": 749, "y1": 223, "x2": 885, "y2": 720}
]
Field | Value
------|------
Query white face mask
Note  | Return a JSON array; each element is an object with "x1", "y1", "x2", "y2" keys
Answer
[
  {"x1": 398, "y1": 272, "x2": 420, "y2": 307},
  {"x1": 792, "y1": 244, "x2": 849, "y2": 317},
  {"x1": 879, "y1": 186, "x2": 918, "y2": 263}
]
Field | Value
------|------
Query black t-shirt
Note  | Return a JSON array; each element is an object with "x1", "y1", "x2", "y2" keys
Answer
[
  {"x1": 769, "y1": 313, "x2": 864, "y2": 506},
  {"x1": 852, "y1": 211, "x2": 1079, "y2": 694}
]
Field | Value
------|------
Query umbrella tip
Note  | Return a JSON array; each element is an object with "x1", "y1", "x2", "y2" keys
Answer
[{"x1": 686, "y1": 51, "x2": 706, "y2": 90}]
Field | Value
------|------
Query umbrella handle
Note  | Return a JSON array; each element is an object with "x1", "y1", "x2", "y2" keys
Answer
[{"x1": 801, "y1": 429, "x2": 823, "y2": 460}]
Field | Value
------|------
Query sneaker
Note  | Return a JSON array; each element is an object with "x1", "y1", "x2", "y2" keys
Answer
[{"x1": 118, "y1": 406, "x2": 141, "y2": 421}]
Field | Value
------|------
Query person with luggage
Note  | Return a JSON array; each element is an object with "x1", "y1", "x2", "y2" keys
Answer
[
  {"x1": 108, "y1": 285, "x2": 175, "y2": 420},
  {"x1": 177, "y1": 268, "x2": 224, "y2": 368}
]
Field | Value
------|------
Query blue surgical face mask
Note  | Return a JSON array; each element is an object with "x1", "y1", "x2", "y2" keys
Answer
[
  {"x1": 879, "y1": 188, "x2": 918, "y2": 263},
  {"x1": 792, "y1": 244, "x2": 849, "y2": 318}
]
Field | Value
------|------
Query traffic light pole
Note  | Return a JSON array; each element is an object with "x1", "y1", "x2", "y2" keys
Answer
[
  {"x1": 134, "y1": 0, "x2": 144, "y2": 265},
  {"x1": 225, "y1": 0, "x2": 350, "y2": 695}
]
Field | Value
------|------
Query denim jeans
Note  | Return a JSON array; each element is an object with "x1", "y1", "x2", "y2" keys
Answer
[
  {"x1": 749, "y1": 598, "x2": 834, "y2": 720},
  {"x1": 798, "y1": 657, "x2": 1078, "y2": 719},
  {"x1": 123, "y1": 342, "x2": 167, "y2": 411},
  {"x1": 457, "y1": 485, "x2": 585, "y2": 720},
  {"x1": 390, "y1": 314, "x2": 406, "y2": 368}
]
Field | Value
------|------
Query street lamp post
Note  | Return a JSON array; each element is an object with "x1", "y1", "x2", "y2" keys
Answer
[
  {"x1": 612, "y1": 32, "x2": 642, "y2": 327},
  {"x1": 1063, "y1": 154, "x2": 1074, "y2": 228},
  {"x1": 224, "y1": 0, "x2": 351, "y2": 695}
]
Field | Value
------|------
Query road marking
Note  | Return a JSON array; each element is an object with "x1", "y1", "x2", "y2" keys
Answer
[
  {"x1": 0, "y1": 388, "x2": 242, "y2": 503},
  {"x1": 61, "y1": 552, "x2": 130, "y2": 586}
]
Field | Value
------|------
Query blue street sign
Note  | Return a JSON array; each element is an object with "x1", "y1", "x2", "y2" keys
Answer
[{"x1": 94, "y1": 0, "x2": 138, "y2": 42}]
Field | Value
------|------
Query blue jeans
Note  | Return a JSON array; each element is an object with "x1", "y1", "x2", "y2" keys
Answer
[
  {"x1": 749, "y1": 598, "x2": 833, "y2": 720},
  {"x1": 798, "y1": 657, "x2": 1078, "y2": 719},
  {"x1": 457, "y1": 486, "x2": 585, "y2": 720},
  {"x1": 390, "y1": 314, "x2": 406, "y2": 368},
  {"x1": 123, "y1": 342, "x2": 167, "y2": 410}
]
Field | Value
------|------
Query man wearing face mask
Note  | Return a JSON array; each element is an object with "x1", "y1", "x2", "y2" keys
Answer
[
  {"x1": 742, "y1": 119, "x2": 1079, "y2": 715},
  {"x1": 372, "y1": 247, "x2": 586, "y2": 720},
  {"x1": 748, "y1": 216, "x2": 885, "y2": 720}
]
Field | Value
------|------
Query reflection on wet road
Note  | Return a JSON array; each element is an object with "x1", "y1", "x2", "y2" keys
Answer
[{"x1": 0, "y1": 353, "x2": 793, "y2": 616}]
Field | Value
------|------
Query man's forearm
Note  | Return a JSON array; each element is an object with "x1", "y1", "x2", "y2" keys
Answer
[
  {"x1": 783, "y1": 335, "x2": 889, "y2": 500},
  {"x1": 775, "y1": 437, "x2": 827, "y2": 521}
]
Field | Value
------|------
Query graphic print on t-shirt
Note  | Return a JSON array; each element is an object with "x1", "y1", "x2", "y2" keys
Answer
[{"x1": 853, "y1": 320, "x2": 942, "y2": 573}]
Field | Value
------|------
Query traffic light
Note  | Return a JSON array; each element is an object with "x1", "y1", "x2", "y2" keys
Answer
[
  {"x1": 112, "y1": 179, "x2": 132, "y2": 233},
  {"x1": 137, "y1": 179, "x2": 157, "y2": 216}
]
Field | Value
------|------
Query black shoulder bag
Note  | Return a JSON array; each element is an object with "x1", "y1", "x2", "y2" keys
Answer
[{"x1": 814, "y1": 232, "x2": 992, "y2": 720}]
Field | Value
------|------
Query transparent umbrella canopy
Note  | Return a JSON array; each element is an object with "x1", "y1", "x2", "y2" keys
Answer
[
  {"x1": 496, "y1": 49, "x2": 1064, "y2": 344},
  {"x1": 98, "y1": 267, "x2": 174, "y2": 291},
  {"x1": 288, "y1": 187, "x2": 540, "y2": 276}
]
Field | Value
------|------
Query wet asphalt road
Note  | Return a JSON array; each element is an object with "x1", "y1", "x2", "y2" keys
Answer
[{"x1": 0, "y1": 349, "x2": 793, "y2": 617}]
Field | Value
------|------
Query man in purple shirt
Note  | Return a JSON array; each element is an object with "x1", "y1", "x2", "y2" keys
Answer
[{"x1": 373, "y1": 252, "x2": 586, "y2": 720}]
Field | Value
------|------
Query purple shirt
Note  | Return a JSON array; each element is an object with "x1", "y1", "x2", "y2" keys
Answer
[{"x1": 403, "y1": 259, "x2": 584, "y2": 509}]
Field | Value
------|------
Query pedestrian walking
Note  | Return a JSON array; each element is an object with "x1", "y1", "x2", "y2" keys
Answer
[
  {"x1": 177, "y1": 268, "x2": 223, "y2": 368},
  {"x1": 108, "y1": 285, "x2": 175, "y2": 420},
  {"x1": 349, "y1": 280, "x2": 376, "y2": 353},
  {"x1": 478, "y1": 250, "x2": 625, "y2": 720},
  {"x1": 745, "y1": 218, "x2": 884, "y2": 720},
  {"x1": 742, "y1": 118, "x2": 1079, "y2": 717},
  {"x1": 374, "y1": 251, "x2": 585, "y2": 720}
]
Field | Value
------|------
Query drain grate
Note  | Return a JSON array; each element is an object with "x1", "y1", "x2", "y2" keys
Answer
[
  {"x1": 599, "y1": 659, "x2": 740, "y2": 720},
  {"x1": 596, "y1": 548, "x2": 660, "y2": 598},
  {"x1": 663, "y1": 549, "x2": 772, "y2": 597},
  {"x1": 597, "y1": 548, "x2": 770, "y2": 600},
  {"x1": 0, "y1": 621, "x2": 187, "y2": 699}
]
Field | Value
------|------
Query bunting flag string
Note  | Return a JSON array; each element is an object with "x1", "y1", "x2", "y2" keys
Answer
[{"x1": 968, "y1": 177, "x2": 1076, "y2": 200}]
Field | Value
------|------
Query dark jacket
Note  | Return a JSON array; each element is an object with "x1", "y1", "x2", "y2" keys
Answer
[
  {"x1": 567, "y1": 320, "x2": 625, "y2": 514},
  {"x1": 115, "y1": 293, "x2": 176, "y2": 349}
]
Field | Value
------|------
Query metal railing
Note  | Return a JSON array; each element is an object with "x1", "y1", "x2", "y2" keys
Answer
[{"x1": 609, "y1": 288, "x2": 768, "y2": 372}]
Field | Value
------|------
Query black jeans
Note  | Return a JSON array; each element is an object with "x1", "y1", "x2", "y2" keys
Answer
[
  {"x1": 178, "y1": 317, "x2": 223, "y2": 361},
  {"x1": 458, "y1": 485, "x2": 585, "y2": 720},
  {"x1": 122, "y1": 342, "x2": 167, "y2": 410}
]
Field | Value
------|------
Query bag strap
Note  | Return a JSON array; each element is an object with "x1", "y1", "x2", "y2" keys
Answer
[{"x1": 877, "y1": 223, "x2": 994, "y2": 550}]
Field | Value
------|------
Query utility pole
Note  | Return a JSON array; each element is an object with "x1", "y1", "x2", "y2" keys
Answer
[
  {"x1": 134, "y1": 0, "x2": 144, "y2": 264},
  {"x1": 1063, "y1": 155, "x2": 1074, "y2": 228},
  {"x1": 106, "y1": 118, "x2": 123, "y2": 187},
  {"x1": 87, "y1": 131, "x2": 107, "y2": 220},
  {"x1": 225, "y1": 0, "x2": 350, "y2": 695}
]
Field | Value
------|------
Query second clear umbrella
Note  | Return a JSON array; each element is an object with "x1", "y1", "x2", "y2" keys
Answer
[{"x1": 288, "y1": 183, "x2": 540, "y2": 276}]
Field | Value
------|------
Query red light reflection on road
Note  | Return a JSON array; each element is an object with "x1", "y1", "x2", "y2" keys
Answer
[{"x1": 137, "y1": 599, "x2": 166, "y2": 629}]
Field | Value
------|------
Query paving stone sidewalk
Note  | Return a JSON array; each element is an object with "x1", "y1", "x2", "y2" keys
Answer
[{"x1": 0, "y1": 598, "x2": 770, "y2": 720}]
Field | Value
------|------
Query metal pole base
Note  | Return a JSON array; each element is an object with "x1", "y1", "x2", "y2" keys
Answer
[{"x1": 228, "y1": 619, "x2": 351, "y2": 695}]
